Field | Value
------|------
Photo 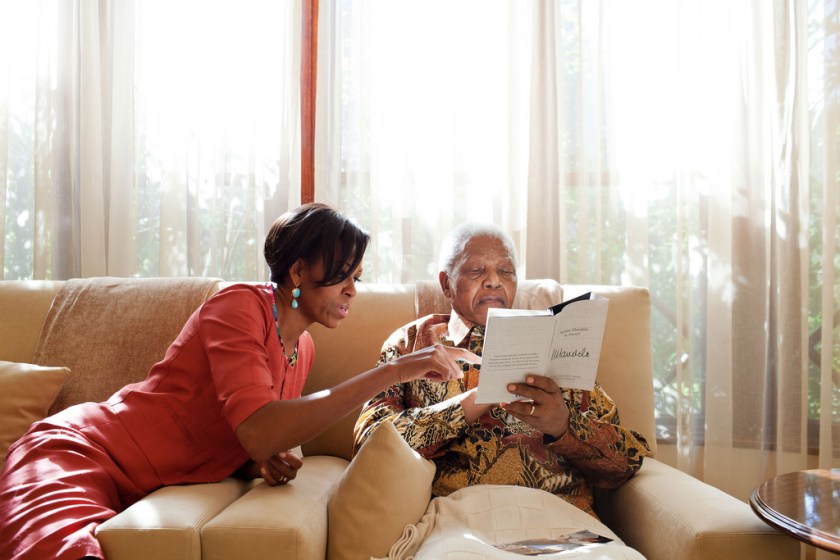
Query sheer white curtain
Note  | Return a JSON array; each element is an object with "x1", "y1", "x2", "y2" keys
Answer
[
  {"x1": 315, "y1": 0, "x2": 839, "y2": 518},
  {"x1": 0, "y1": 0, "x2": 301, "y2": 281}
]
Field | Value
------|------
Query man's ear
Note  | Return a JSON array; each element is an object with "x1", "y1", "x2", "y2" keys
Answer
[{"x1": 439, "y1": 270, "x2": 452, "y2": 298}]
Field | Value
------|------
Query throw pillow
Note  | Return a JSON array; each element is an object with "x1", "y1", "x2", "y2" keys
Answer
[
  {"x1": 327, "y1": 421, "x2": 436, "y2": 560},
  {"x1": 0, "y1": 361, "x2": 71, "y2": 470}
]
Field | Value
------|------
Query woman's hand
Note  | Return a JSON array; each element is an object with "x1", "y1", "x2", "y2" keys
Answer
[
  {"x1": 390, "y1": 343, "x2": 478, "y2": 383},
  {"x1": 258, "y1": 450, "x2": 303, "y2": 486},
  {"x1": 502, "y1": 375, "x2": 570, "y2": 438}
]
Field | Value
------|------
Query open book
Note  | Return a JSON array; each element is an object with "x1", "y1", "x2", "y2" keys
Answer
[
  {"x1": 493, "y1": 530, "x2": 613, "y2": 555},
  {"x1": 475, "y1": 292, "x2": 609, "y2": 404}
]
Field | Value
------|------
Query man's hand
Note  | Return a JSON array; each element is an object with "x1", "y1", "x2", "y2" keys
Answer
[
  {"x1": 258, "y1": 451, "x2": 303, "y2": 486},
  {"x1": 502, "y1": 375, "x2": 570, "y2": 438},
  {"x1": 456, "y1": 388, "x2": 494, "y2": 424}
]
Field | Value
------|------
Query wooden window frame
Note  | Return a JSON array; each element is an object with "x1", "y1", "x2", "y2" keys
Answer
[{"x1": 301, "y1": 0, "x2": 318, "y2": 203}]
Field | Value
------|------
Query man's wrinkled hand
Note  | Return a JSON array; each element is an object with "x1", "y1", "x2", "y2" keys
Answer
[{"x1": 502, "y1": 375, "x2": 571, "y2": 439}]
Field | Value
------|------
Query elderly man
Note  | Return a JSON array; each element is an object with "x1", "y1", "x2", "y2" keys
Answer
[{"x1": 353, "y1": 223, "x2": 650, "y2": 517}]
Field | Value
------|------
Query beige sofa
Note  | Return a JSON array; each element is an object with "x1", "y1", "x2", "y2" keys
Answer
[{"x1": 0, "y1": 277, "x2": 796, "y2": 560}]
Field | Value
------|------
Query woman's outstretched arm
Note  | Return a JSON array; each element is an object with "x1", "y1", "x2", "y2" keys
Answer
[{"x1": 235, "y1": 343, "x2": 476, "y2": 462}]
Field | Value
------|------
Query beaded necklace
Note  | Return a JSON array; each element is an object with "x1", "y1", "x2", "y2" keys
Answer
[{"x1": 272, "y1": 300, "x2": 298, "y2": 367}]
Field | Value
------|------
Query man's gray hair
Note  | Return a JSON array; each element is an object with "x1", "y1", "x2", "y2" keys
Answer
[{"x1": 438, "y1": 223, "x2": 518, "y2": 275}]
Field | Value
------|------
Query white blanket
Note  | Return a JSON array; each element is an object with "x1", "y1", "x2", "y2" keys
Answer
[{"x1": 381, "y1": 485, "x2": 646, "y2": 560}]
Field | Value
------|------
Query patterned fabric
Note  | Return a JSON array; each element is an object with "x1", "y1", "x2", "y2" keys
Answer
[{"x1": 354, "y1": 313, "x2": 651, "y2": 517}]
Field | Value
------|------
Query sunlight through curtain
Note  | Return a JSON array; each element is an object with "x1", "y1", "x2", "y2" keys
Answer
[
  {"x1": 0, "y1": 0, "x2": 301, "y2": 281},
  {"x1": 314, "y1": 0, "x2": 840, "y2": 531}
]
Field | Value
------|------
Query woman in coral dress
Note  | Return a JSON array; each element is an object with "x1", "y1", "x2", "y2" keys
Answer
[{"x1": 0, "y1": 203, "x2": 474, "y2": 560}]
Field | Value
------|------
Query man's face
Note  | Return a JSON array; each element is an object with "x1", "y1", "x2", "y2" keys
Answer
[{"x1": 440, "y1": 235, "x2": 517, "y2": 326}]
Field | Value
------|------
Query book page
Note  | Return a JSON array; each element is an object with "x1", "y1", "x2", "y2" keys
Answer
[
  {"x1": 474, "y1": 308, "x2": 552, "y2": 404},
  {"x1": 545, "y1": 296, "x2": 609, "y2": 390},
  {"x1": 475, "y1": 294, "x2": 609, "y2": 404}
]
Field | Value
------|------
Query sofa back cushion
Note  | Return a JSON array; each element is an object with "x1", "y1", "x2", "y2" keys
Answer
[
  {"x1": 33, "y1": 277, "x2": 221, "y2": 413},
  {"x1": 0, "y1": 281, "x2": 64, "y2": 363}
]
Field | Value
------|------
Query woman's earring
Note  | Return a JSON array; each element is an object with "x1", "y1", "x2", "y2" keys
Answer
[{"x1": 291, "y1": 287, "x2": 301, "y2": 309}]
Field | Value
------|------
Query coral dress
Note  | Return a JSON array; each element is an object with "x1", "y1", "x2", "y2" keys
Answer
[{"x1": 0, "y1": 284, "x2": 313, "y2": 560}]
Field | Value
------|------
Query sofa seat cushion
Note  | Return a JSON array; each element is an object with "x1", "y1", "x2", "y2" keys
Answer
[
  {"x1": 200, "y1": 455, "x2": 348, "y2": 560},
  {"x1": 95, "y1": 477, "x2": 249, "y2": 560},
  {"x1": 0, "y1": 361, "x2": 70, "y2": 470}
]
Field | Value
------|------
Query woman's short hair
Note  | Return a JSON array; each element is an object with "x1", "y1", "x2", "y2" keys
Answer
[
  {"x1": 438, "y1": 223, "x2": 517, "y2": 275},
  {"x1": 264, "y1": 203, "x2": 370, "y2": 287}
]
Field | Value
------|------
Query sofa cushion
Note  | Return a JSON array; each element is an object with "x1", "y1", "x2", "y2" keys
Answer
[
  {"x1": 32, "y1": 277, "x2": 220, "y2": 413},
  {"x1": 201, "y1": 455, "x2": 347, "y2": 560},
  {"x1": 0, "y1": 361, "x2": 70, "y2": 470},
  {"x1": 328, "y1": 421, "x2": 436, "y2": 560},
  {"x1": 96, "y1": 477, "x2": 249, "y2": 560},
  {"x1": 0, "y1": 281, "x2": 63, "y2": 363}
]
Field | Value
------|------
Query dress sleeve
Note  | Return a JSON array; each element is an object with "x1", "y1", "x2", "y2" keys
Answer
[
  {"x1": 353, "y1": 327, "x2": 469, "y2": 459},
  {"x1": 198, "y1": 287, "x2": 280, "y2": 431},
  {"x1": 547, "y1": 382, "x2": 651, "y2": 488}
]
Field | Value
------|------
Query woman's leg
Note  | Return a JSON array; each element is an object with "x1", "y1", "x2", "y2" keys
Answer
[{"x1": 0, "y1": 425, "x2": 144, "y2": 560}]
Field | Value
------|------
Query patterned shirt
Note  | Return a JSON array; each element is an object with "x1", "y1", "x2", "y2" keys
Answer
[{"x1": 353, "y1": 312, "x2": 651, "y2": 517}]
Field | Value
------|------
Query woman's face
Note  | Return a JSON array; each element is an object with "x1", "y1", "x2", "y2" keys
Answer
[{"x1": 297, "y1": 259, "x2": 362, "y2": 329}]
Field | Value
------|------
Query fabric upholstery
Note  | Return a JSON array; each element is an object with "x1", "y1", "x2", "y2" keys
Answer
[
  {"x1": 0, "y1": 281, "x2": 63, "y2": 363},
  {"x1": 201, "y1": 455, "x2": 347, "y2": 560},
  {"x1": 0, "y1": 361, "x2": 70, "y2": 470},
  {"x1": 32, "y1": 277, "x2": 221, "y2": 413},
  {"x1": 328, "y1": 421, "x2": 436, "y2": 560},
  {"x1": 384, "y1": 484, "x2": 644, "y2": 560},
  {"x1": 96, "y1": 478, "x2": 249, "y2": 560},
  {"x1": 595, "y1": 458, "x2": 799, "y2": 560}
]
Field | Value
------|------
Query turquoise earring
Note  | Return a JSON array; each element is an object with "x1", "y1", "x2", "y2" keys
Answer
[{"x1": 291, "y1": 287, "x2": 300, "y2": 309}]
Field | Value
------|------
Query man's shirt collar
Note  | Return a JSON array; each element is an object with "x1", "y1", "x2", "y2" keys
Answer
[{"x1": 447, "y1": 311, "x2": 479, "y2": 347}]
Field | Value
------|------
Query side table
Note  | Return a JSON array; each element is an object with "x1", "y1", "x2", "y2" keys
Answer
[{"x1": 750, "y1": 468, "x2": 840, "y2": 554}]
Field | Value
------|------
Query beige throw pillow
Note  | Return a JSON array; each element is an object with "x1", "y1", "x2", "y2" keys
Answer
[
  {"x1": 0, "y1": 361, "x2": 70, "y2": 470},
  {"x1": 327, "y1": 421, "x2": 436, "y2": 560}
]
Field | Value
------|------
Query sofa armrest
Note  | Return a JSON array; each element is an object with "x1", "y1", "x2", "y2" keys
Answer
[
  {"x1": 595, "y1": 458, "x2": 799, "y2": 560},
  {"x1": 96, "y1": 477, "x2": 249, "y2": 560}
]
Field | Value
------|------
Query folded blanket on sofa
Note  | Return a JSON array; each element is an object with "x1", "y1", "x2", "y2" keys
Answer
[
  {"x1": 384, "y1": 485, "x2": 645, "y2": 560},
  {"x1": 33, "y1": 276, "x2": 220, "y2": 414}
]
